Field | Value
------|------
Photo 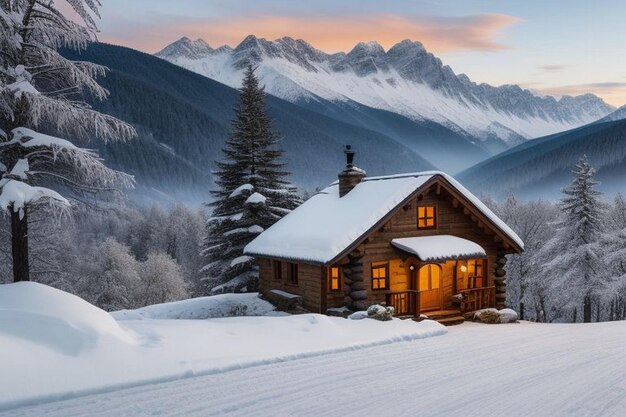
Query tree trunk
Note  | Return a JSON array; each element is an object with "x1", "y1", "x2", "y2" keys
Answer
[
  {"x1": 519, "y1": 301, "x2": 525, "y2": 321},
  {"x1": 572, "y1": 307, "x2": 577, "y2": 323},
  {"x1": 596, "y1": 302, "x2": 601, "y2": 322},
  {"x1": 583, "y1": 295, "x2": 592, "y2": 323},
  {"x1": 11, "y1": 206, "x2": 30, "y2": 282}
]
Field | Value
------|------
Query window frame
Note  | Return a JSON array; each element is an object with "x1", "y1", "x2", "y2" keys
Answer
[
  {"x1": 328, "y1": 266, "x2": 342, "y2": 292},
  {"x1": 371, "y1": 261, "x2": 389, "y2": 291},
  {"x1": 417, "y1": 205, "x2": 437, "y2": 229},
  {"x1": 467, "y1": 259, "x2": 486, "y2": 289},
  {"x1": 287, "y1": 262, "x2": 299, "y2": 285},
  {"x1": 272, "y1": 260, "x2": 282, "y2": 282}
]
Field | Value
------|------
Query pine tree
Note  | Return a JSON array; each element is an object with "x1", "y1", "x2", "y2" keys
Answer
[
  {"x1": 540, "y1": 156, "x2": 605, "y2": 322},
  {"x1": 202, "y1": 66, "x2": 300, "y2": 293},
  {"x1": 0, "y1": 1, "x2": 135, "y2": 282}
]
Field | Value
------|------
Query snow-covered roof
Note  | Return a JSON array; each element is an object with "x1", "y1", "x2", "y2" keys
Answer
[
  {"x1": 244, "y1": 171, "x2": 523, "y2": 264},
  {"x1": 391, "y1": 236, "x2": 486, "y2": 262}
]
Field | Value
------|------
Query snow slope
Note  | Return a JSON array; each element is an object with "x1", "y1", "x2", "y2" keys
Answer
[
  {"x1": 5, "y1": 321, "x2": 626, "y2": 417},
  {"x1": 0, "y1": 283, "x2": 445, "y2": 410},
  {"x1": 157, "y1": 36, "x2": 613, "y2": 143}
]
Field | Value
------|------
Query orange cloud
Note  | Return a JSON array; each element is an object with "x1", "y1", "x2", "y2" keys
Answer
[{"x1": 100, "y1": 13, "x2": 520, "y2": 54}]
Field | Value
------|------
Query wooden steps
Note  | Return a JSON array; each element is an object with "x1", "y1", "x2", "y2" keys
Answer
[{"x1": 419, "y1": 309, "x2": 465, "y2": 326}]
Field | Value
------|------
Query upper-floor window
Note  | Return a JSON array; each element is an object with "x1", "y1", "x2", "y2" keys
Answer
[
  {"x1": 371, "y1": 261, "x2": 389, "y2": 290},
  {"x1": 417, "y1": 206, "x2": 436, "y2": 229},
  {"x1": 328, "y1": 266, "x2": 341, "y2": 292}
]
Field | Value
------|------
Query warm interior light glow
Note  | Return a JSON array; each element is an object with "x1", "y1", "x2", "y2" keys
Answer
[
  {"x1": 460, "y1": 265, "x2": 468, "y2": 273},
  {"x1": 329, "y1": 266, "x2": 340, "y2": 291},
  {"x1": 417, "y1": 206, "x2": 436, "y2": 228}
]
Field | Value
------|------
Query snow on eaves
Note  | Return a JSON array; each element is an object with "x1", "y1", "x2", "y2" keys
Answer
[
  {"x1": 244, "y1": 171, "x2": 524, "y2": 264},
  {"x1": 391, "y1": 235, "x2": 486, "y2": 262}
]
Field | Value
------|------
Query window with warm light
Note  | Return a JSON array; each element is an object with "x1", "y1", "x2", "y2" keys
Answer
[
  {"x1": 328, "y1": 266, "x2": 341, "y2": 292},
  {"x1": 371, "y1": 261, "x2": 388, "y2": 290},
  {"x1": 468, "y1": 259, "x2": 485, "y2": 288},
  {"x1": 417, "y1": 206, "x2": 436, "y2": 229}
]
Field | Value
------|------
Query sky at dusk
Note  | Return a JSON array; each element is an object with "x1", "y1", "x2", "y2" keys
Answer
[{"x1": 85, "y1": 0, "x2": 626, "y2": 106}]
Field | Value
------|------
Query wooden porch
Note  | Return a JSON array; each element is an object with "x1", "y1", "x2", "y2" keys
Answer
[{"x1": 385, "y1": 286, "x2": 496, "y2": 325}]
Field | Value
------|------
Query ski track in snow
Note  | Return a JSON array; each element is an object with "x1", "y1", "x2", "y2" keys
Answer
[{"x1": 4, "y1": 321, "x2": 626, "y2": 417}]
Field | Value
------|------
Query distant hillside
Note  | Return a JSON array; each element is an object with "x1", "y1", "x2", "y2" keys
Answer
[
  {"x1": 457, "y1": 119, "x2": 626, "y2": 200},
  {"x1": 62, "y1": 43, "x2": 437, "y2": 205}
]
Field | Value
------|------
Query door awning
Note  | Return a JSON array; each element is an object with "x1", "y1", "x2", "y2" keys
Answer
[{"x1": 391, "y1": 235, "x2": 486, "y2": 262}]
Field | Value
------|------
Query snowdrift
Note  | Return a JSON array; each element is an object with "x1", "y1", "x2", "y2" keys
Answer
[
  {"x1": 112, "y1": 292, "x2": 282, "y2": 320},
  {"x1": 0, "y1": 282, "x2": 134, "y2": 355},
  {"x1": 0, "y1": 283, "x2": 446, "y2": 411}
]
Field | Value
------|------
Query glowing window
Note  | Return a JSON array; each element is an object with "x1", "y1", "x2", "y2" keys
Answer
[
  {"x1": 417, "y1": 206, "x2": 436, "y2": 229},
  {"x1": 467, "y1": 259, "x2": 485, "y2": 288},
  {"x1": 371, "y1": 262, "x2": 388, "y2": 290},
  {"x1": 329, "y1": 267, "x2": 341, "y2": 292}
]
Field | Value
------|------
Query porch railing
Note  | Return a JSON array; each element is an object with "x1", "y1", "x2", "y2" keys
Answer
[
  {"x1": 460, "y1": 286, "x2": 496, "y2": 312},
  {"x1": 385, "y1": 290, "x2": 420, "y2": 317}
]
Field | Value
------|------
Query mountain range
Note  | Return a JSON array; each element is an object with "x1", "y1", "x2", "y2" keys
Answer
[
  {"x1": 61, "y1": 43, "x2": 440, "y2": 205},
  {"x1": 157, "y1": 35, "x2": 614, "y2": 150},
  {"x1": 56, "y1": 39, "x2": 624, "y2": 205}
]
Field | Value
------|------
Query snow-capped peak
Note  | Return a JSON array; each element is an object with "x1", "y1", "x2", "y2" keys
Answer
[
  {"x1": 155, "y1": 35, "x2": 614, "y2": 143},
  {"x1": 156, "y1": 37, "x2": 213, "y2": 59}
]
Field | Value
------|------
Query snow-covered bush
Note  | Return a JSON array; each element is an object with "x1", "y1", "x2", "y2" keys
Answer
[
  {"x1": 474, "y1": 308, "x2": 501, "y2": 324},
  {"x1": 499, "y1": 308, "x2": 519, "y2": 323},
  {"x1": 474, "y1": 308, "x2": 519, "y2": 324},
  {"x1": 138, "y1": 252, "x2": 189, "y2": 306},
  {"x1": 367, "y1": 304, "x2": 395, "y2": 321},
  {"x1": 78, "y1": 238, "x2": 141, "y2": 311}
]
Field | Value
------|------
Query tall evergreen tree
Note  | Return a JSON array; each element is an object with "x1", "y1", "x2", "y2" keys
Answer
[
  {"x1": 540, "y1": 155, "x2": 605, "y2": 322},
  {"x1": 202, "y1": 66, "x2": 300, "y2": 293},
  {"x1": 0, "y1": 1, "x2": 135, "y2": 282}
]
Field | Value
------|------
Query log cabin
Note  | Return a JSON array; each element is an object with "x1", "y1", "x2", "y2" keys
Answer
[{"x1": 244, "y1": 146, "x2": 524, "y2": 325}]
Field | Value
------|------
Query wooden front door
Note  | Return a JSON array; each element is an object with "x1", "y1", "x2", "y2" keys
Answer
[{"x1": 418, "y1": 264, "x2": 442, "y2": 311}]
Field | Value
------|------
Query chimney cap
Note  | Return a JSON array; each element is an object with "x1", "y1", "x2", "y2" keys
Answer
[{"x1": 344, "y1": 144, "x2": 355, "y2": 168}]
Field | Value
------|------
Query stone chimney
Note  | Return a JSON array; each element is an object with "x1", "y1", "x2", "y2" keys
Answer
[{"x1": 338, "y1": 145, "x2": 366, "y2": 197}]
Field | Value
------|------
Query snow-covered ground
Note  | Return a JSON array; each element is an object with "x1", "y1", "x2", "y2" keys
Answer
[
  {"x1": 4, "y1": 320, "x2": 626, "y2": 417},
  {"x1": 0, "y1": 283, "x2": 445, "y2": 411}
]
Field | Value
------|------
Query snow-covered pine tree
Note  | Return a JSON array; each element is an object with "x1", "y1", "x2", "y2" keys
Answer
[
  {"x1": 202, "y1": 65, "x2": 300, "y2": 294},
  {"x1": 540, "y1": 155, "x2": 605, "y2": 322},
  {"x1": 495, "y1": 194, "x2": 558, "y2": 321},
  {"x1": 0, "y1": 1, "x2": 135, "y2": 282},
  {"x1": 600, "y1": 194, "x2": 626, "y2": 320}
]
